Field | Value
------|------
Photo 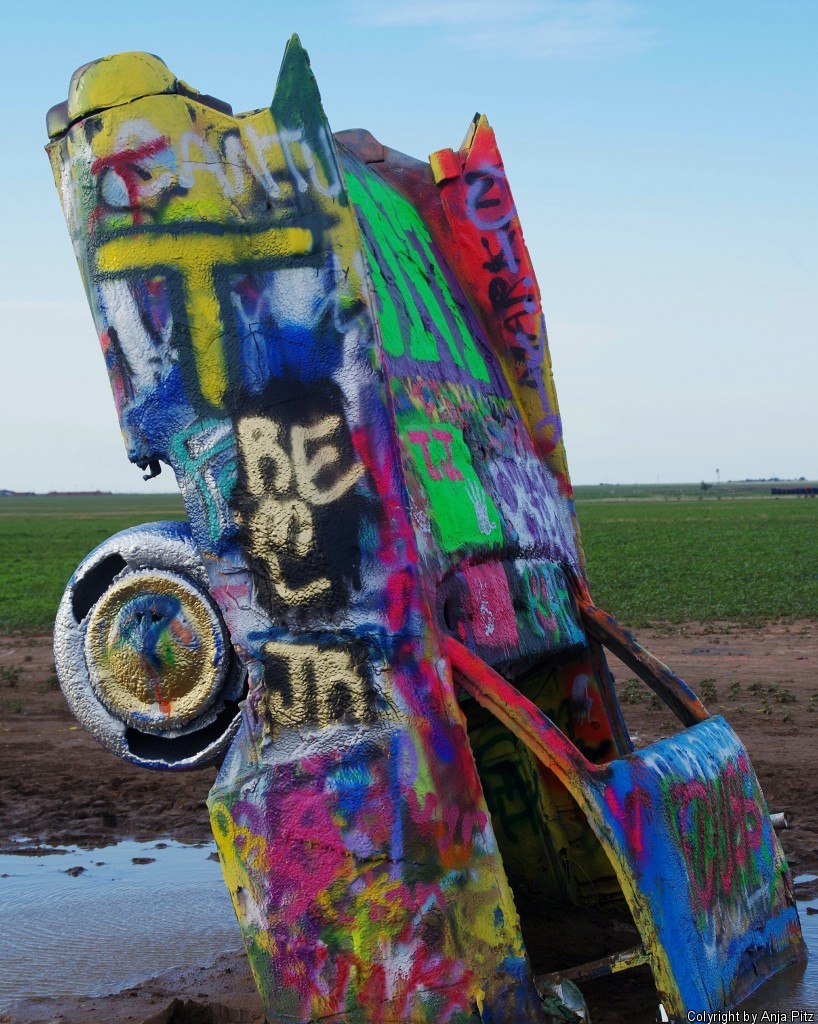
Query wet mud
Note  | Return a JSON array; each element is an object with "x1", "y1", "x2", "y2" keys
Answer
[{"x1": 1, "y1": 621, "x2": 816, "y2": 1023}]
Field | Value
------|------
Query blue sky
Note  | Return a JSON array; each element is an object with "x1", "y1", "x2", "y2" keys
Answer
[{"x1": 1, "y1": 1, "x2": 815, "y2": 490}]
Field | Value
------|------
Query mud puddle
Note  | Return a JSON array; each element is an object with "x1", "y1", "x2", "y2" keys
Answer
[
  {"x1": 737, "y1": 876, "x2": 818, "y2": 1012},
  {"x1": 0, "y1": 838, "x2": 241, "y2": 1010}
]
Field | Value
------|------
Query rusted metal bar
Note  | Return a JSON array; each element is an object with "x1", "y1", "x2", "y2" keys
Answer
[
  {"x1": 576, "y1": 599, "x2": 709, "y2": 727},
  {"x1": 535, "y1": 944, "x2": 649, "y2": 986}
]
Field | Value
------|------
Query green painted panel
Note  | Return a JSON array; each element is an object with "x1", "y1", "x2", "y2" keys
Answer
[
  {"x1": 346, "y1": 165, "x2": 490, "y2": 382},
  {"x1": 398, "y1": 410, "x2": 502, "y2": 553}
]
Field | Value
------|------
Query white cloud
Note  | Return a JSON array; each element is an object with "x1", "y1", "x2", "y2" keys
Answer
[{"x1": 352, "y1": 0, "x2": 656, "y2": 59}]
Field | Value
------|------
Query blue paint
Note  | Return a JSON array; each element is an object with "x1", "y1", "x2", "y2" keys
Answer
[
  {"x1": 599, "y1": 716, "x2": 804, "y2": 1011},
  {"x1": 739, "y1": 889, "x2": 817, "y2": 1011}
]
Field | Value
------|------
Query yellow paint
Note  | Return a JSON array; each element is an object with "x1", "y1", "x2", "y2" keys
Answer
[
  {"x1": 236, "y1": 416, "x2": 293, "y2": 495},
  {"x1": 49, "y1": 49, "x2": 542, "y2": 1012},
  {"x1": 50, "y1": 66, "x2": 357, "y2": 406},
  {"x1": 262, "y1": 641, "x2": 371, "y2": 727},
  {"x1": 291, "y1": 416, "x2": 364, "y2": 505},
  {"x1": 245, "y1": 496, "x2": 327, "y2": 604},
  {"x1": 96, "y1": 227, "x2": 313, "y2": 407},
  {"x1": 210, "y1": 801, "x2": 269, "y2": 875},
  {"x1": 84, "y1": 570, "x2": 222, "y2": 729},
  {"x1": 235, "y1": 412, "x2": 363, "y2": 603},
  {"x1": 429, "y1": 147, "x2": 461, "y2": 185},
  {"x1": 68, "y1": 52, "x2": 176, "y2": 124}
]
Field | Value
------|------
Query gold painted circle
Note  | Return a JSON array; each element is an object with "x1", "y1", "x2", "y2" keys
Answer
[{"x1": 84, "y1": 569, "x2": 228, "y2": 733}]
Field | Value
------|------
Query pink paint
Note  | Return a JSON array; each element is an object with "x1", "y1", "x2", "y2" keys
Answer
[
  {"x1": 669, "y1": 756, "x2": 764, "y2": 912},
  {"x1": 463, "y1": 562, "x2": 519, "y2": 650},
  {"x1": 604, "y1": 782, "x2": 651, "y2": 862},
  {"x1": 406, "y1": 428, "x2": 464, "y2": 482},
  {"x1": 350, "y1": 424, "x2": 419, "y2": 634}
]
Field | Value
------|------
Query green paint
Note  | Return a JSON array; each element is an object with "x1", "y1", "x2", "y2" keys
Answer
[
  {"x1": 398, "y1": 410, "x2": 502, "y2": 553},
  {"x1": 345, "y1": 164, "x2": 490, "y2": 382},
  {"x1": 159, "y1": 630, "x2": 177, "y2": 669},
  {"x1": 171, "y1": 419, "x2": 237, "y2": 545},
  {"x1": 270, "y1": 34, "x2": 347, "y2": 209},
  {"x1": 662, "y1": 765, "x2": 769, "y2": 930},
  {"x1": 518, "y1": 562, "x2": 576, "y2": 649}
]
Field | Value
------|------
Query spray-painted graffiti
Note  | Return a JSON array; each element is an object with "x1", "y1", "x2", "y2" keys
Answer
[
  {"x1": 406, "y1": 427, "x2": 464, "y2": 482},
  {"x1": 78, "y1": 110, "x2": 342, "y2": 230},
  {"x1": 234, "y1": 406, "x2": 365, "y2": 607},
  {"x1": 345, "y1": 167, "x2": 490, "y2": 384},
  {"x1": 48, "y1": 42, "x2": 546, "y2": 1023},
  {"x1": 92, "y1": 118, "x2": 342, "y2": 220},
  {"x1": 170, "y1": 419, "x2": 237, "y2": 546},
  {"x1": 665, "y1": 754, "x2": 765, "y2": 920},
  {"x1": 261, "y1": 640, "x2": 379, "y2": 728},
  {"x1": 429, "y1": 127, "x2": 570, "y2": 496},
  {"x1": 49, "y1": 38, "x2": 804, "y2": 1024}
]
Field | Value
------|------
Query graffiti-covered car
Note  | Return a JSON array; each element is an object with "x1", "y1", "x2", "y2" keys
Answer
[{"x1": 47, "y1": 38, "x2": 805, "y2": 1023}]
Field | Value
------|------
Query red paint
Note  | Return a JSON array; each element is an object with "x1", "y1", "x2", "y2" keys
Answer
[
  {"x1": 427, "y1": 121, "x2": 571, "y2": 495},
  {"x1": 91, "y1": 135, "x2": 171, "y2": 226},
  {"x1": 463, "y1": 562, "x2": 519, "y2": 650},
  {"x1": 406, "y1": 428, "x2": 464, "y2": 482},
  {"x1": 605, "y1": 782, "x2": 652, "y2": 861},
  {"x1": 443, "y1": 635, "x2": 594, "y2": 786},
  {"x1": 349, "y1": 425, "x2": 418, "y2": 634},
  {"x1": 669, "y1": 755, "x2": 764, "y2": 910}
]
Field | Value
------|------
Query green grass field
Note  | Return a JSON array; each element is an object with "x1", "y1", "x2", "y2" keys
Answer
[
  {"x1": 0, "y1": 495, "x2": 186, "y2": 634},
  {"x1": 0, "y1": 488, "x2": 816, "y2": 633},
  {"x1": 577, "y1": 495, "x2": 817, "y2": 626},
  {"x1": 572, "y1": 479, "x2": 815, "y2": 501}
]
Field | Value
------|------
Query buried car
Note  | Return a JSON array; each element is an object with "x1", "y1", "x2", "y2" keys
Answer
[{"x1": 47, "y1": 37, "x2": 805, "y2": 1023}]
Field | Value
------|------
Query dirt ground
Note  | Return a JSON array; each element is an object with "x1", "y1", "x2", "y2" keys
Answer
[
  {"x1": 1, "y1": 621, "x2": 816, "y2": 1023},
  {"x1": 608, "y1": 618, "x2": 818, "y2": 874}
]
